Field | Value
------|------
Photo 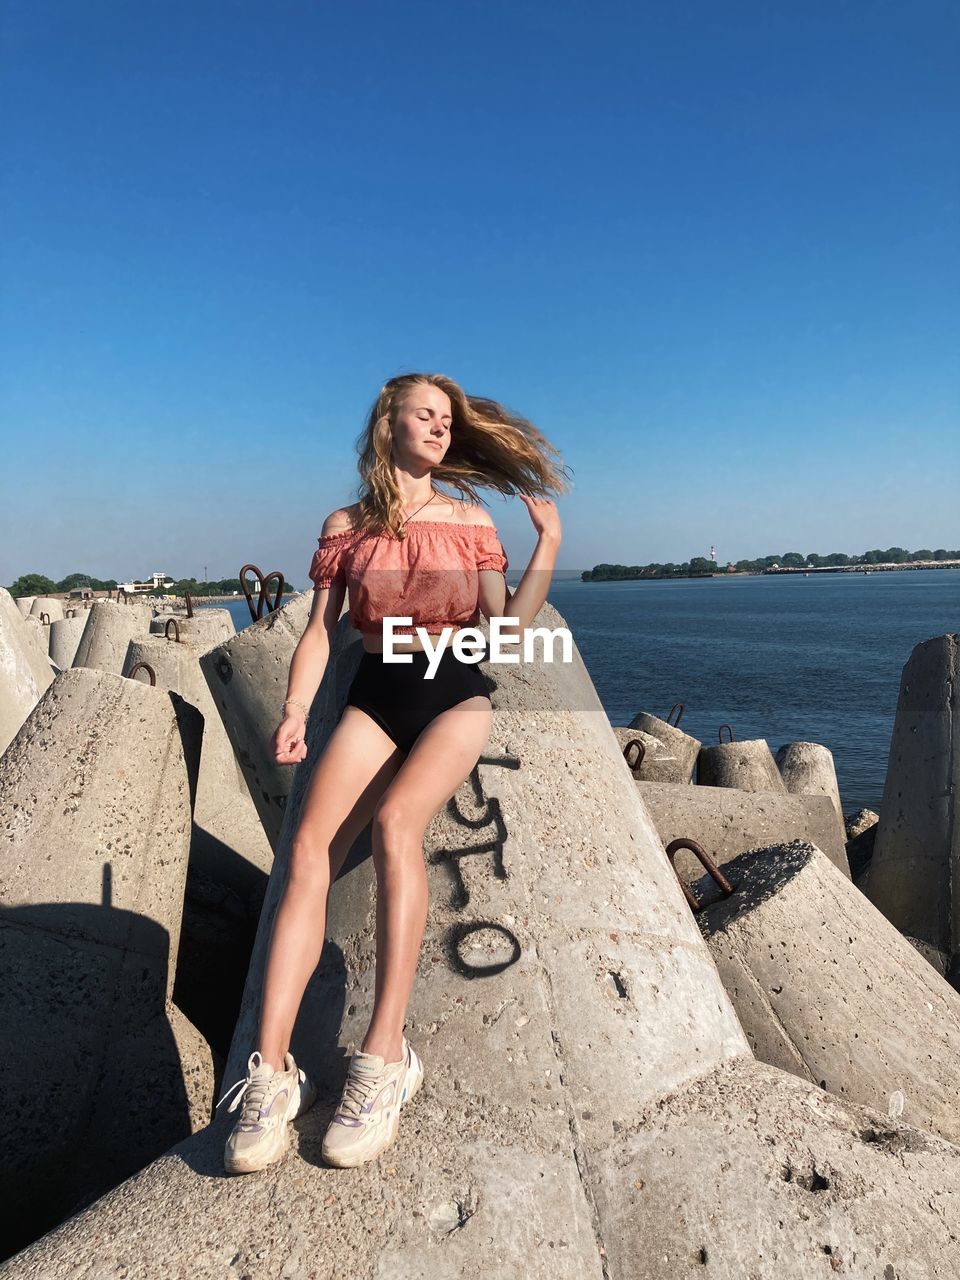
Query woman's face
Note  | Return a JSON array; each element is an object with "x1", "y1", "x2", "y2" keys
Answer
[{"x1": 392, "y1": 382, "x2": 453, "y2": 470}]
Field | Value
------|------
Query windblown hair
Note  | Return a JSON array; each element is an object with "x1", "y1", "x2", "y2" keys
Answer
[{"x1": 349, "y1": 372, "x2": 572, "y2": 536}]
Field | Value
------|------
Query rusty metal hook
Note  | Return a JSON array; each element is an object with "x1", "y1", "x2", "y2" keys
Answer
[
  {"x1": 185, "y1": 592, "x2": 194, "y2": 619},
  {"x1": 622, "y1": 738, "x2": 646, "y2": 773},
  {"x1": 665, "y1": 837, "x2": 735, "y2": 913},
  {"x1": 718, "y1": 723, "x2": 734, "y2": 743},
  {"x1": 39, "y1": 612, "x2": 51, "y2": 625},
  {"x1": 127, "y1": 661, "x2": 157, "y2": 686},
  {"x1": 239, "y1": 564, "x2": 286, "y2": 621},
  {"x1": 665, "y1": 703, "x2": 684, "y2": 727},
  {"x1": 164, "y1": 618, "x2": 181, "y2": 643}
]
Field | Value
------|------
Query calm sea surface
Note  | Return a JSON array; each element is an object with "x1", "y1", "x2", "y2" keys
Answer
[{"x1": 210, "y1": 568, "x2": 960, "y2": 814}]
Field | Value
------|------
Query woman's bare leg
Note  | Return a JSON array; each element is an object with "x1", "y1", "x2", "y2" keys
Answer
[
  {"x1": 361, "y1": 695, "x2": 493, "y2": 1063},
  {"x1": 256, "y1": 707, "x2": 405, "y2": 1069}
]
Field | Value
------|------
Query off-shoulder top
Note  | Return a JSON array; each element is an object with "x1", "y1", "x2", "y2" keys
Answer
[{"x1": 307, "y1": 519, "x2": 510, "y2": 636}]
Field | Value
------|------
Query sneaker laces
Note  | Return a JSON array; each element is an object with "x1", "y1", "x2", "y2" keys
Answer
[
  {"x1": 336, "y1": 1061, "x2": 385, "y2": 1120},
  {"x1": 216, "y1": 1058, "x2": 278, "y2": 1126}
]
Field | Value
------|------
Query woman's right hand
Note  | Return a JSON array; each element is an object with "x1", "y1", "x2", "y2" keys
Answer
[{"x1": 273, "y1": 713, "x2": 308, "y2": 765}]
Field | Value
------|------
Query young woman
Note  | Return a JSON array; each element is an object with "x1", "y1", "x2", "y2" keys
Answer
[{"x1": 216, "y1": 372, "x2": 567, "y2": 1172}]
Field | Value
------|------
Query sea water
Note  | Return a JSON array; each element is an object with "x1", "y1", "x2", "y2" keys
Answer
[{"x1": 210, "y1": 567, "x2": 960, "y2": 813}]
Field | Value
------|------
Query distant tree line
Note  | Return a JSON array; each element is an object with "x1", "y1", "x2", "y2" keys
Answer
[
  {"x1": 582, "y1": 547, "x2": 960, "y2": 581},
  {"x1": 6, "y1": 572, "x2": 246, "y2": 598}
]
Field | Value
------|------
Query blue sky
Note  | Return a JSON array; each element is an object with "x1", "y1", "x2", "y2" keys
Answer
[{"x1": 2, "y1": 0, "x2": 957, "y2": 586}]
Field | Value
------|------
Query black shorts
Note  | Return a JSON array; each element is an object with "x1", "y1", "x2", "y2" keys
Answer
[{"x1": 343, "y1": 647, "x2": 491, "y2": 755}]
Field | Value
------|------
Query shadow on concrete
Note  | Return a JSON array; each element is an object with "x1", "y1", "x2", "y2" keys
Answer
[{"x1": 1, "y1": 885, "x2": 191, "y2": 1262}]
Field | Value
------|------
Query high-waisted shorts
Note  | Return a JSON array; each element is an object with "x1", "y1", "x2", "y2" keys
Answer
[{"x1": 344, "y1": 647, "x2": 491, "y2": 755}]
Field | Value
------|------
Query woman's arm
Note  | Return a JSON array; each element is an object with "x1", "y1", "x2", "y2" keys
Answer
[
  {"x1": 275, "y1": 513, "x2": 351, "y2": 764},
  {"x1": 477, "y1": 496, "x2": 561, "y2": 642},
  {"x1": 275, "y1": 581, "x2": 347, "y2": 764}
]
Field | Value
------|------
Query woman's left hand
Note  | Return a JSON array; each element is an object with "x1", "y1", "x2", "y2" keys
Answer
[{"x1": 519, "y1": 495, "x2": 561, "y2": 543}]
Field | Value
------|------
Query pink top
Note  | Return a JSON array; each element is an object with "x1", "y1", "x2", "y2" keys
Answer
[{"x1": 307, "y1": 519, "x2": 510, "y2": 636}]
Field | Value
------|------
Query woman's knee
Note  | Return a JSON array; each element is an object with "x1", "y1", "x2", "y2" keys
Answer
[
  {"x1": 288, "y1": 830, "x2": 333, "y2": 889},
  {"x1": 371, "y1": 801, "x2": 423, "y2": 860}
]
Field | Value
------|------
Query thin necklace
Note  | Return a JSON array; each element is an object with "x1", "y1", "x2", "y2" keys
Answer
[{"x1": 397, "y1": 489, "x2": 438, "y2": 539}]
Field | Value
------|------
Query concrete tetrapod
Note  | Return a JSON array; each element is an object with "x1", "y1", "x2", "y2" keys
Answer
[
  {"x1": 21, "y1": 615, "x2": 57, "y2": 676},
  {"x1": 0, "y1": 589, "x2": 51, "y2": 754},
  {"x1": 638, "y1": 779, "x2": 851, "y2": 878},
  {"x1": 622, "y1": 711, "x2": 700, "y2": 782},
  {"x1": 774, "y1": 740, "x2": 846, "y2": 846},
  {"x1": 13, "y1": 595, "x2": 36, "y2": 618},
  {"x1": 48, "y1": 615, "x2": 87, "y2": 671},
  {"x1": 123, "y1": 634, "x2": 272, "y2": 896},
  {"x1": 0, "y1": 667, "x2": 211, "y2": 1262},
  {"x1": 863, "y1": 634, "x2": 960, "y2": 982},
  {"x1": 197, "y1": 590, "x2": 336, "y2": 850},
  {"x1": 5, "y1": 605, "x2": 960, "y2": 1278},
  {"x1": 0, "y1": 590, "x2": 55, "y2": 694},
  {"x1": 693, "y1": 839, "x2": 960, "y2": 1146},
  {"x1": 28, "y1": 595, "x2": 63, "y2": 622},
  {"x1": 697, "y1": 736, "x2": 787, "y2": 791},
  {"x1": 72, "y1": 598, "x2": 155, "y2": 674},
  {"x1": 149, "y1": 607, "x2": 237, "y2": 643},
  {"x1": 614, "y1": 725, "x2": 681, "y2": 781}
]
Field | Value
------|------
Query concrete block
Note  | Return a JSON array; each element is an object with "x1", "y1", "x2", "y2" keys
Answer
[
  {"x1": 845, "y1": 808, "x2": 878, "y2": 841},
  {"x1": 590, "y1": 1058, "x2": 960, "y2": 1280},
  {"x1": 698, "y1": 736, "x2": 787, "y2": 791},
  {"x1": 621, "y1": 710, "x2": 700, "y2": 782},
  {"x1": 149, "y1": 608, "x2": 236, "y2": 644},
  {"x1": 48, "y1": 616, "x2": 86, "y2": 671},
  {"x1": 72, "y1": 599, "x2": 155, "y2": 674},
  {"x1": 198, "y1": 591, "x2": 318, "y2": 850},
  {"x1": 775, "y1": 740, "x2": 845, "y2": 844},
  {"x1": 694, "y1": 840, "x2": 960, "y2": 1146},
  {"x1": 0, "y1": 667, "x2": 207, "y2": 1259},
  {"x1": 28, "y1": 596, "x2": 63, "y2": 623},
  {"x1": 863, "y1": 634, "x2": 960, "y2": 979},
  {"x1": 123, "y1": 636, "x2": 270, "y2": 891},
  {"x1": 20, "y1": 615, "x2": 56, "y2": 676},
  {"x1": 637, "y1": 779, "x2": 851, "y2": 878},
  {"x1": 0, "y1": 590, "x2": 47, "y2": 755}
]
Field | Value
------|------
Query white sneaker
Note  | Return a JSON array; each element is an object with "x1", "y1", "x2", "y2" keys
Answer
[
  {"x1": 217, "y1": 1050, "x2": 316, "y2": 1175},
  {"x1": 321, "y1": 1036, "x2": 424, "y2": 1168}
]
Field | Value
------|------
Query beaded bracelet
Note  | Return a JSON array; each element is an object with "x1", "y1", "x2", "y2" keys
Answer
[{"x1": 282, "y1": 697, "x2": 310, "y2": 722}]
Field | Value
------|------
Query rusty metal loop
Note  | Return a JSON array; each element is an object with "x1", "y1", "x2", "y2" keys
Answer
[
  {"x1": 65, "y1": 609, "x2": 76, "y2": 619},
  {"x1": 39, "y1": 612, "x2": 51, "y2": 625},
  {"x1": 622, "y1": 737, "x2": 646, "y2": 773},
  {"x1": 665, "y1": 703, "x2": 684, "y2": 727},
  {"x1": 664, "y1": 837, "x2": 735, "y2": 913},
  {"x1": 117, "y1": 587, "x2": 127, "y2": 604},
  {"x1": 718, "y1": 723, "x2": 734, "y2": 744},
  {"x1": 164, "y1": 618, "x2": 181, "y2": 643},
  {"x1": 185, "y1": 592, "x2": 194, "y2": 619},
  {"x1": 239, "y1": 564, "x2": 286, "y2": 622},
  {"x1": 127, "y1": 661, "x2": 157, "y2": 687}
]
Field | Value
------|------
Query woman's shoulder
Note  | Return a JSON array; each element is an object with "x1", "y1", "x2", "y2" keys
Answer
[
  {"x1": 319, "y1": 503, "x2": 363, "y2": 537},
  {"x1": 452, "y1": 502, "x2": 497, "y2": 529}
]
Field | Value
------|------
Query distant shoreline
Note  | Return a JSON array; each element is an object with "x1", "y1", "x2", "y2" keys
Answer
[
  {"x1": 583, "y1": 560, "x2": 960, "y2": 582},
  {"x1": 761, "y1": 560, "x2": 960, "y2": 575}
]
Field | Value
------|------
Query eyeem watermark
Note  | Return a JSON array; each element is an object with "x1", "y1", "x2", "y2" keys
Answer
[{"x1": 381, "y1": 616, "x2": 573, "y2": 679}]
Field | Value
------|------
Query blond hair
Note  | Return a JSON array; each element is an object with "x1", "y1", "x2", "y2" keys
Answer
[{"x1": 349, "y1": 372, "x2": 571, "y2": 536}]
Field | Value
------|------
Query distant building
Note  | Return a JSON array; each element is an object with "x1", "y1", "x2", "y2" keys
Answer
[
  {"x1": 116, "y1": 571, "x2": 175, "y2": 593},
  {"x1": 68, "y1": 586, "x2": 94, "y2": 599}
]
